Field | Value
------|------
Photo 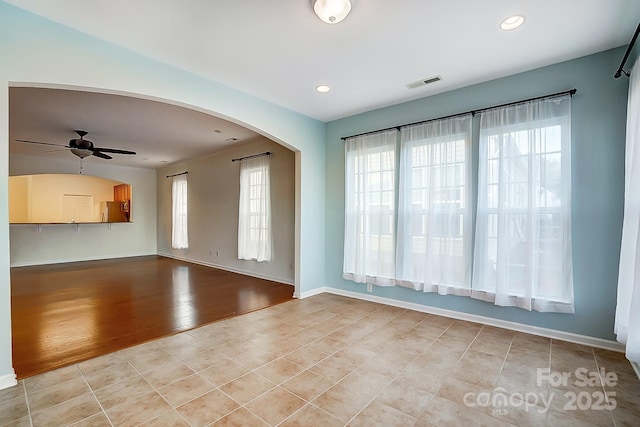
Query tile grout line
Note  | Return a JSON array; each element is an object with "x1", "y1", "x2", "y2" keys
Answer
[
  {"x1": 75, "y1": 363, "x2": 114, "y2": 427},
  {"x1": 22, "y1": 380, "x2": 34, "y2": 427}
]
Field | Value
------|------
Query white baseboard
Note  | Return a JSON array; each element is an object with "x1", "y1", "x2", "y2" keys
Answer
[
  {"x1": 158, "y1": 252, "x2": 295, "y2": 287},
  {"x1": 10, "y1": 252, "x2": 156, "y2": 268},
  {"x1": 301, "y1": 286, "x2": 625, "y2": 353},
  {"x1": 0, "y1": 371, "x2": 17, "y2": 391}
]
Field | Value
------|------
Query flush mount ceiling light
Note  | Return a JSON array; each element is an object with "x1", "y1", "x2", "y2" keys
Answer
[
  {"x1": 313, "y1": 0, "x2": 352, "y2": 24},
  {"x1": 316, "y1": 85, "x2": 331, "y2": 93},
  {"x1": 501, "y1": 15, "x2": 525, "y2": 30}
]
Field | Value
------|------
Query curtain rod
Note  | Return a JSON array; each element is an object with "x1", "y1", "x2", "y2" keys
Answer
[
  {"x1": 165, "y1": 171, "x2": 188, "y2": 178},
  {"x1": 231, "y1": 151, "x2": 272, "y2": 162},
  {"x1": 340, "y1": 88, "x2": 577, "y2": 141},
  {"x1": 614, "y1": 22, "x2": 640, "y2": 78}
]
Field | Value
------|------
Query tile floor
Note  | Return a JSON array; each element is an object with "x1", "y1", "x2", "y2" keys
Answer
[{"x1": 1, "y1": 293, "x2": 639, "y2": 426}]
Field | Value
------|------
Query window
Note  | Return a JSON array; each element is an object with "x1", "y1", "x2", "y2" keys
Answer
[
  {"x1": 238, "y1": 156, "x2": 272, "y2": 262},
  {"x1": 343, "y1": 129, "x2": 397, "y2": 285},
  {"x1": 396, "y1": 115, "x2": 472, "y2": 295},
  {"x1": 171, "y1": 174, "x2": 189, "y2": 249},
  {"x1": 472, "y1": 95, "x2": 573, "y2": 312}
]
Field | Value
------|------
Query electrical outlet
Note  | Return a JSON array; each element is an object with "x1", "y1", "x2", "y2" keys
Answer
[
  {"x1": 367, "y1": 283, "x2": 372, "y2": 293},
  {"x1": 209, "y1": 250, "x2": 213, "y2": 256},
  {"x1": 216, "y1": 250, "x2": 220, "y2": 256}
]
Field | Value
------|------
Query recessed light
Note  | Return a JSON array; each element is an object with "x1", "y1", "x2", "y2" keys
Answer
[
  {"x1": 501, "y1": 15, "x2": 525, "y2": 30},
  {"x1": 316, "y1": 85, "x2": 331, "y2": 93},
  {"x1": 225, "y1": 137, "x2": 239, "y2": 142},
  {"x1": 214, "y1": 129, "x2": 222, "y2": 133}
]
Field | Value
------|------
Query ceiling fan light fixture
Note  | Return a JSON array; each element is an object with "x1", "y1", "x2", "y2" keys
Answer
[
  {"x1": 70, "y1": 148, "x2": 93, "y2": 159},
  {"x1": 313, "y1": 0, "x2": 352, "y2": 24}
]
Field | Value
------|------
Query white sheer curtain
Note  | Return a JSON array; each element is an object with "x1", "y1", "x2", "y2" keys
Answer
[
  {"x1": 238, "y1": 156, "x2": 272, "y2": 262},
  {"x1": 343, "y1": 129, "x2": 398, "y2": 286},
  {"x1": 615, "y1": 56, "x2": 640, "y2": 363},
  {"x1": 171, "y1": 174, "x2": 189, "y2": 249},
  {"x1": 396, "y1": 115, "x2": 472, "y2": 295},
  {"x1": 472, "y1": 95, "x2": 574, "y2": 312}
]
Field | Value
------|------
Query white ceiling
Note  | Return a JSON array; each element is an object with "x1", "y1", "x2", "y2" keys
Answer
[
  {"x1": 6, "y1": 0, "x2": 640, "y2": 168},
  {"x1": 9, "y1": 87, "x2": 262, "y2": 168}
]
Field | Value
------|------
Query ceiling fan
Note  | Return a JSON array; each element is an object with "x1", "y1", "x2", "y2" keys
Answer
[{"x1": 15, "y1": 130, "x2": 136, "y2": 160}]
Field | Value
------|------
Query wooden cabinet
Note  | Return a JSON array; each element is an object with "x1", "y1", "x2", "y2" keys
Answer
[{"x1": 113, "y1": 184, "x2": 131, "y2": 202}]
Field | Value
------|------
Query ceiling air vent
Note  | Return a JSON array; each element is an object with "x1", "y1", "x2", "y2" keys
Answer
[{"x1": 406, "y1": 76, "x2": 442, "y2": 89}]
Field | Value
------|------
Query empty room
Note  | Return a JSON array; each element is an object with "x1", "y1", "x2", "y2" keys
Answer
[{"x1": 1, "y1": 1, "x2": 640, "y2": 426}]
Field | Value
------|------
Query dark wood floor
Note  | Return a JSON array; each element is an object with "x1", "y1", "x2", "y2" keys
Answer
[{"x1": 11, "y1": 255, "x2": 294, "y2": 379}]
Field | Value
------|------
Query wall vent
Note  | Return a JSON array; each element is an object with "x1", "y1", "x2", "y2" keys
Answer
[{"x1": 406, "y1": 76, "x2": 442, "y2": 89}]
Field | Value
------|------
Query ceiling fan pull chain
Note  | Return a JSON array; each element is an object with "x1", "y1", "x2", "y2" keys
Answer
[{"x1": 79, "y1": 158, "x2": 83, "y2": 175}]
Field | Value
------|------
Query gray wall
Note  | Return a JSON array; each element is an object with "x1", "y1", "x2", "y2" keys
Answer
[
  {"x1": 157, "y1": 138, "x2": 295, "y2": 285},
  {"x1": 325, "y1": 47, "x2": 629, "y2": 341}
]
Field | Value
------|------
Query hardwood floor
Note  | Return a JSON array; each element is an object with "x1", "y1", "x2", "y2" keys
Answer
[{"x1": 10, "y1": 255, "x2": 294, "y2": 379}]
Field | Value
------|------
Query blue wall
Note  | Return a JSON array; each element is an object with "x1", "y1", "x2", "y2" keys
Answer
[{"x1": 325, "y1": 47, "x2": 629, "y2": 340}]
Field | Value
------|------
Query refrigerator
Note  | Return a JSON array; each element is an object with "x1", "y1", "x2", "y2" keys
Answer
[{"x1": 100, "y1": 201, "x2": 129, "y2": 222}]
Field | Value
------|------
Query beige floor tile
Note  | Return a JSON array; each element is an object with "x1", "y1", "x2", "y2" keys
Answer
[
  {"x1": 127, "y1": 349, "x2": 179, "y2": 373},
  {"x1": 469, "y1": 337, "x2": 512, "y2": 358},
  {"x1": 31, "y1": 393, "x2": 102, "y2": 427},
  {"x1": 377, "y1": 378, "x2": 433, "y2": 418},
  {"x1": 547, "y1": 387, "x2": 615, "y2": 427},
  {"x1": 452, "y1": 350, "x2": 504, "y2": 388},
  {"x1": 416, "y1": 395, "x2": 514, "y2": 427},
  {"x1": 283, "y1": 344, "x2": 330, "y2": 369},
  {"x1": 219, "y1": 372, "x2": 276, "y2": 404},
  {"x1": 361, "y1": 351, "x2": 413, "y2": 377},
  {"x1": 254, "y1": 358, "x2": 305, "y2": 385},
  {"x1": 28, "y1": 376, "x2": 90, "y2": 412},
  {"x1": 511, "y1": 333, "x2": 551, "y2": 352},
  {"x1": 140, "y1": 409, "x2": 190, "y2": 426},
  {"x1": 180, "y1": 347, "x2": 229, "y2": 372},
  {"x1": 611, "y1": 404, "x2": 640, "y2": 427},
  {"x1": 16, "y1": 295, "x2": 632, "y2": 427},
  {"x1": 199, "y1": 359, "x2": 249, "y2": 387},
  {"x1": 312, "y1": 383, "x2": 370, "y2": 423},
  {"x1": 83, "y1": 361, "x2": 139, "y2": 390},
  {"x1": 142, "y1": 361, "x2": 195, "y2": 389},
  {"x1": 106, "y1": 391, "x2": 171, "y2": 427},
  {"x1": 307, "y1": 337, "x2": 347, "y2": 355},
  {"x1": 234, "y1": 348, "x2": 280, "y2": 370},
  {"x1": 349, "y1": 399, "x2": 416, "y2": 427},
  {"x1": 395, "y1": 363, "x2": 447, "y2": 394},
  {"x1": 0, "y1": 382, "x2": 24, "y2": 404},
  {"x1": 24, "y1": 365, "x2": 82, "y2": 393},
  {"x1": 546, "y1": 409, "x2": 608, "y2": 426},
  {"x1": 281, "y1": 369, "x2": 334, "y2": 401},
  {"x1": 117, "y1": 340, "x2": 166, "y2": 360},
  {"x1": 506, "y1": 345, "x2": 550, "y2": 368},
  {"x1": 0, "y1": 395, "x2": 29, "y2": 425},
  {"x1": 70, "y1": 412, "x2": 112, "y2": 427},
  {"x1": 245, "y1": 386, "x2": 306, "y2": 426},
  {"x1": 280, "y1": 404, "x2": 342, "y2": 427},
  {"x1": 176, "y1": 389, "x2": 239, "y2": 426},
  {"x1": 338, "y1": 367, "x2": 393, "y2": 398},
  {"x1": 77, "y1": 352, "x2": 127, "y2": 376},
  {"x1": 211, "y1": 407, "x2": 269, "y2": 427},
  {"x1": 3, "y1": 415, "x2": 32, "y2": 427},
  {"x1": 157, "y1": 373, "x2": 215, "y2": 407},
  {"x1": 594, "y1": 348, "x2": 637, "y2": 377},
  {"x1": 309, "y1": 355, "x2": 357, "y2": 383}
]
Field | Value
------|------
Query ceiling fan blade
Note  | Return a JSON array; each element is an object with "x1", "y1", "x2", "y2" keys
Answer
[
  {"x1": 14, "y1": 139, "x2": 69, "y2": 148},
  {"x1": 93, "y1": 147, "x2": 136, "y2": 155},
  {"x1": 92, "y1": 151, "x2": 112, "y2": 160}
]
